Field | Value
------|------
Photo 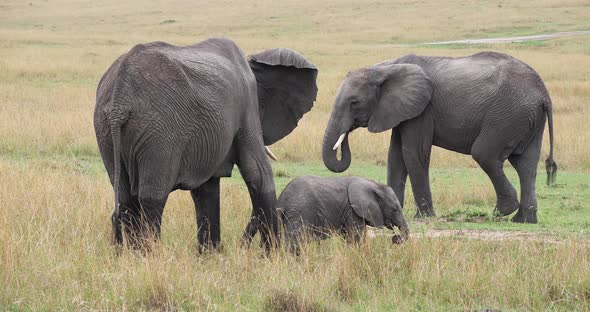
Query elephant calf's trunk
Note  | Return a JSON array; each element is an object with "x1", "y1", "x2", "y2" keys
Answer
[{"x1": 392, "y1": 221, "x2": 409, "y2": 244}]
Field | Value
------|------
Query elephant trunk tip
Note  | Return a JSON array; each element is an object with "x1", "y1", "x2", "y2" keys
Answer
[
  {"x1": 391, "y1": 222, "x2": 409, "y2": 245},
  {"x1": 322, "y1": 132, "x2": 352, "y2": 173}
]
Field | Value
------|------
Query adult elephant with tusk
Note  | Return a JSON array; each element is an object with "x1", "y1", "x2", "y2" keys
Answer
[
  {"x1": 323, "y1": 52, "x2": 556, "y2": 223},
  {"x1": 94, "y1": 38, "x2": 318, "y2": 252}
]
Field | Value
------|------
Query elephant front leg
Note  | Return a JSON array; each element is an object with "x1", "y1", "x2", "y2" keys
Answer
[
  {"x1": 237, "y1": 136, "x2": 278, "y2": 251},
  {"x1": 399, "y1": 116, "x2": 435, "y2": 218},
  {"x1": 387, "y1": 128, "x2": 408, "y2": 209},
  {"x1": 284, "y1": 223, "x2": 302, "y2": 256},
  {"x1": 243, "y1": 182, "x2": 277, "y2": 251},
  {"x1": 406, "y1": 165, "x2": 435, "y2": 218},
  {"x1": 345, "y1": 222, "x2": 366, "y2": 245},
  {"x1": 191, "y1": 177, "x2": 221, "y2": 253}
]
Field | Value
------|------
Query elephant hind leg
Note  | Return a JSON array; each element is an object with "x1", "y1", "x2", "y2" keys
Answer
[
  {"x1": 131, "y1": 148, "x2": 179, "y2": 250},
  {"x1": 133, "y1": 167, "x2": 172, "y2": 249},
  {"x1": 121, "y1": 192, "x2": 167, "y2": 251},
  {"x1": 508, "y1": 129, "x2": 543, "y2": 224},
  {"x1": 108, "y1": 160, "x2": 143, "y2": 249},
  {"x1": 191, "y1": 177, "x2": 222, "y2": 253},
  {"x1": 471, "y1": 133, "x2": 519, "y2": 216},
  {"x1": 120, "y1": 196, "x2": 142, "y2": 249},
  {"x1": 133, "y1": 190, "x2": 167, "y2": 249}
]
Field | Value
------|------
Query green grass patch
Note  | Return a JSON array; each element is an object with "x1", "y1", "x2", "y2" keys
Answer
[{"x1": 224, "y1": 161, "x2": 590, "y2": 234}]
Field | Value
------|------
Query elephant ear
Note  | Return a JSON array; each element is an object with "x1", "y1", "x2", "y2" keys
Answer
[
  {"x1": 248, "y1": 48, "x2": 318, "y2": 145},
  {"x1": 348, "y1": 181, "x2": 384, "y2": 227},
  {"x1": 368, "y1": 64, "x2": 433, "y2": 133}
]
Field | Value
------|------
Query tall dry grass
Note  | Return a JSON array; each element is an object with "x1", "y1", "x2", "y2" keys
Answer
[{"x1": 1, "y1": 158, "x2": 589, "y2": 310}]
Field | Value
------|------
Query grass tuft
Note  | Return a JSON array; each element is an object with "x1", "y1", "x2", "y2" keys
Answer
[{"x1": 264, "y1": 289, "x2": 330, "y2": 312}]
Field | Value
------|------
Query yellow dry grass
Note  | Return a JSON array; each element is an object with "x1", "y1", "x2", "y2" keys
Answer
[
  {"x1": 0, "y1": 0, "x2": 589, "y2": 169},
  {"x1": 1, "y1": 159, "x2": 589, "y2": 310}
]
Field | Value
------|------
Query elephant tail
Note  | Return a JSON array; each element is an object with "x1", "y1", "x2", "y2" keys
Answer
[
  {"x1": 544, "y1": 101, "x2": 557, "y2": 187},
  {"x1": 110, "y1": 121, "x2": 124, "y2": 250},
  {"x1": 104, "y1": 59, "x2": 133, "y2": 251},
  {"x1": 105, "y1": 97, "x2": 130, "y2": 251}
]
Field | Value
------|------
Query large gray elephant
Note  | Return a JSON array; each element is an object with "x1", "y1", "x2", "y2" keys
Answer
[
  {"x1": 246, "y1": 175, "x2": 409, "y2": 254},
  {"x1": 94, "y1": 38, "x2": 318, "y2": 251},
  {"x1": 322, "y1": 52, "x2": 556, "y2": 224}
]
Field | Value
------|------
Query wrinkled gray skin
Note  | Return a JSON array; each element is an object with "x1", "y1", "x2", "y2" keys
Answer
[
  {"x1": 323, "y1": 52, "x2": 556, "y2": 224},
  {"x1": 245, "y1": 175, "x2": 409, "y2": 254},
  {"x1": 94, "y1": 38, "x2": 317, "y2": 252}
]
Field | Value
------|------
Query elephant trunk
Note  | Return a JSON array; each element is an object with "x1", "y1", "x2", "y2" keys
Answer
[
  {"x1": 392, "y1": 219, "x2": 409, "y2": 244},
  {"x1": 322, "y1": 115, "x2": 351, "y2": 173}
]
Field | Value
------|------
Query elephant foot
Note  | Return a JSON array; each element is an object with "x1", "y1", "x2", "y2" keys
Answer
[
  {"x1": 197, "y1": 231, "x2": 222, "y2": 254},
  {"x1": 511, "y1": 205, "x2": 538, "y2": 224},
  {"x1": 199, "y1": 241, "x2": 223, "y2": 254},
  {"x1": 494, "y1": 194, "x2": 519, "y2": 216},
  {"x1": 241, "y1": 217, "x2": 259, "y2": 249},
  {"x1": 414, "y1": 207, "x2": 436, "y2": 219},
  {"x1": 198, "y1": 241, "x2": 222, "y2": 254}
]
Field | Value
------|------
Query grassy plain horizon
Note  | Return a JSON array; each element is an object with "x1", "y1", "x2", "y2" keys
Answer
[{"x1": 1, "y1": 0, "x2": 589, "y2": 310}]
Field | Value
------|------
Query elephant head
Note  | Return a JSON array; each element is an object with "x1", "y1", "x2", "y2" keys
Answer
[
  {"x1": 348, "y1": 180, "x2": 409, "y2": 243},
  {"x1": 248, "y1": 48, "x2": 318, "y2": 146},
  {"x1": 322, "y1": 63, "x2": 433, "y2": 172}
]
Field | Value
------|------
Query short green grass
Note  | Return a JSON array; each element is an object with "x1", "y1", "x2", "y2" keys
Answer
[{"x1": 234, "y1": 161, "x2": 590, "y2": 235}]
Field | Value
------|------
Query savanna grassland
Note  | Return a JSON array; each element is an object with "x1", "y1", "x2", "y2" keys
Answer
[{"x1": 1, "y1": 0, "x2": 589, "y2": 310}]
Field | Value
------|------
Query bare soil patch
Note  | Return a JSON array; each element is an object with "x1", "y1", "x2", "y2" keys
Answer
[
  {"x1": 418, "y1": 229, "x2": 558, "y2": 243},
  {"x1": 368, "y1": 228, "x2": 588, "y2": 244}
]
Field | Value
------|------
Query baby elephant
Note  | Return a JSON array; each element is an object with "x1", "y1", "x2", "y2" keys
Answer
[{"x1": 245, "y1": 175, "x2": 409, "y2": 253}]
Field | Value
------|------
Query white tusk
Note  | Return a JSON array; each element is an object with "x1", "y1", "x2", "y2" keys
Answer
[
  {"x1": 333, "y1": 133, "x2": 347, "y2": 150},
  {"x1": 265, "y1": 146, "x2": 278, "y2": 161}
]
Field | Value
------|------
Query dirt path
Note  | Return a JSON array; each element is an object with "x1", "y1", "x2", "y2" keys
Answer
[
  {"x1": 381, "y1": 30, "x2": 590, "y2": 47},
  {"x1": 368, "y1": 228, "x2": 587, "y2": 243},
  {"x1": 417, "y1": 229, "x2": 560, "y2": 243},
  {"x1": 422, "y1": 30, "x2": 590, "y2": 45}
]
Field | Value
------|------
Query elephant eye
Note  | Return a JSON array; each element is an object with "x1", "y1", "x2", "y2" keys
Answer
[{"x1": 351, "y1": 100, "x2": 359, "y2": 106}]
